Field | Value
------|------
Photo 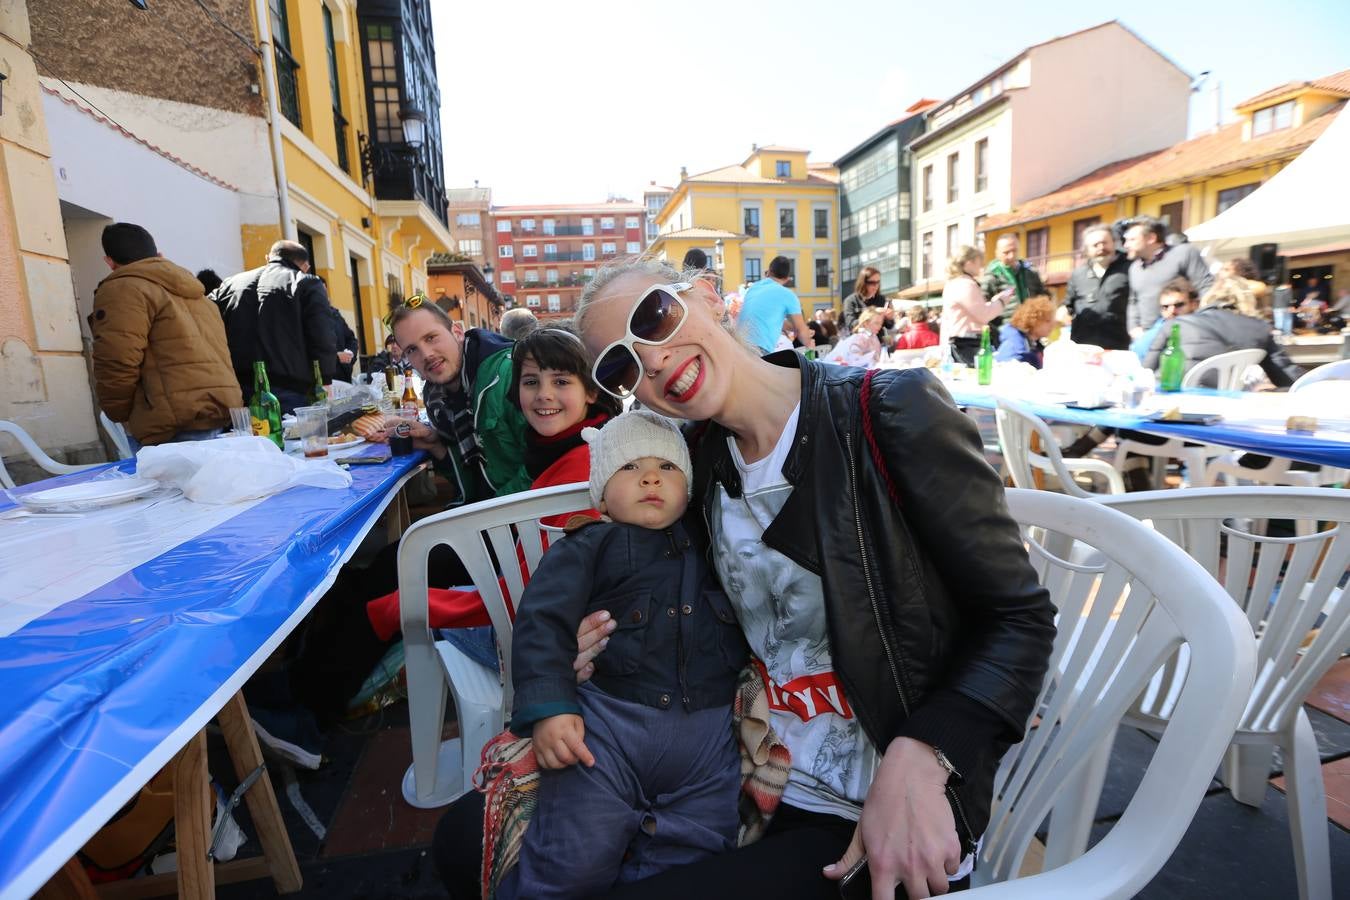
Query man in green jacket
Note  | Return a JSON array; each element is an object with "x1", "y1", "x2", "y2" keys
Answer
[
  {"x1": 980, "y1": 234, "x2": 1046, "y2": 320},
  {"x1": 389, "y1": 297, "x2": 530, "y2": 504}
]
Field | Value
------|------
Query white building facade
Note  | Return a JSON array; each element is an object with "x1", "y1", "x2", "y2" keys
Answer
[{"x1": 908, "y1": 20, "x2": 1191, "y2": 286}]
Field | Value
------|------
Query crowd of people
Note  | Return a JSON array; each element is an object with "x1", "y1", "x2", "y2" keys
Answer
[{"x1": 79, "y1": 212, "x2": 1333, "y2": 898}]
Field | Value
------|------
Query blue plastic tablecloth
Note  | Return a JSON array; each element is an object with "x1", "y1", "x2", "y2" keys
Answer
[
  {"x1": 946, "y1": 386, "x2": 1350, "y2": 470},
  {"x1": 0, "y1": 449, "x2": 424, "y2": 897}
]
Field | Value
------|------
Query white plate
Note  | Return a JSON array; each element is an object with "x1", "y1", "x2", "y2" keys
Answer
[
  {"x1": 326, "y1": 436, "x2": 365, "y2": 451},
  {"x1": 19, "y1": 476, "x2": 161, "y2": 512}
]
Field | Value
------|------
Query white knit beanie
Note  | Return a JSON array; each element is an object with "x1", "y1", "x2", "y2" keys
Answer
[{"x1": 581, "y1": 409, "x2": 693, "y2": 509}]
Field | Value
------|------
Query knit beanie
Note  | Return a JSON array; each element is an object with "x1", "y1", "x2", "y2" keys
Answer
[{"x1": 581, "y1": 409, "x2": 693, "y2": 509}]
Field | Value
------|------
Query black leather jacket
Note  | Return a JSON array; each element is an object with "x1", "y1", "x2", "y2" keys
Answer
[
  {"x1": 687, "y1": 353, "x2": 1055, "y2": 850},
  {"x1": 511, "y1": 520, "x2": 747, "y2": 733},
  {"x1": 1065, "y1": 252, "x2": 1132, "y2": 350}
]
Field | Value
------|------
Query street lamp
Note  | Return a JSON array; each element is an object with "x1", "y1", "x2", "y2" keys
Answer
[
  {"x1": 398, "y1": 106, "x2": 425, "y2": 148},
  {"x1": 360, "y1": 106, "x2": 427, "y2": 181},
  {"x1": 713, "y1": 239, "x2": 725, "y2": 276}
]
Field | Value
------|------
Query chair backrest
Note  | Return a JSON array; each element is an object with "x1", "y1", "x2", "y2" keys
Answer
[
  {"x1": 982, "y1": 490, "x2": 1254, "y2": 894},
  {"x1": 396, "y1": 482, "x2": 593, "y2": 712},
  {"x1": 0, "y1": 420, "x2": 90, "y2": 489},
  {"x1": 98, "y1": 412, "x2": 134, "y2": 460},
  {"x1": 1096, "y1": 487, "x2": 1350, "y2": 738},
  {"x1": 1291, "y1": 357, "x2": 1350, "y2": 392},
  {"x1": 994, "y1": 397, "x2": 1091, "y2": 498},
  {"x1": 1181, "y1": 347, "x2": 1266, "y2": 390}
]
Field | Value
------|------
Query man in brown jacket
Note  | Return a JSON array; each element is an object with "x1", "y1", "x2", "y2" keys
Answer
[{"x1": 91, "y1": 224, "x2": 242, "y2": 448}]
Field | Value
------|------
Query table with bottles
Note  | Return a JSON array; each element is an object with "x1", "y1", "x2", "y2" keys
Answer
[
  {"x1": 935, "y1": 369, "x2": 1350, "y2": 470},
  {"x1": 0, "y1": 444, "x2": 427, "y2": 897}
]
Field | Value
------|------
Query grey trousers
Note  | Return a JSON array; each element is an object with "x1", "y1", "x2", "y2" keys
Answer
[{"x1": 500, "y1": 683, "x2": 740, "y2": 900}]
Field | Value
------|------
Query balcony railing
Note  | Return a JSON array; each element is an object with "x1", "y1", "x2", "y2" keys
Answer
[{"x1": 543, "y1": 251, "x2": 589, "y2": 262}]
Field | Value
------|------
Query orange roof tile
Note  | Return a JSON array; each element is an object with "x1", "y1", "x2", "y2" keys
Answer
[
  {"x1": 1236, "y1": 67, "x2": 1350, "y2": 109},
  {"x1": 979, "y1": 101, "x2": 1344, "y2": 231}
]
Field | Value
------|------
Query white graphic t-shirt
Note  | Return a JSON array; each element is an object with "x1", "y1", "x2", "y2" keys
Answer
[{"x1": 711, "y1": 404, "x2": 879, "y2": 821}]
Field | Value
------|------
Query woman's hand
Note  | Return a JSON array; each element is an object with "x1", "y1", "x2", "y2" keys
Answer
[
  {"x1": 823, "y1": 736, "x2": 962, "y2": 899},
  {"x1": 532, "y1": 714, "x2": 594, "y2": 769},
  {"x1": 573, "y1": 609, "x2": 616, "y2": 683}
]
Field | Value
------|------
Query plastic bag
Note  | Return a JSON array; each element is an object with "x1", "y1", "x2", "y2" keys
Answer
[{"x1": 135, "y1": 436, "x2": 352, "y2": 504}]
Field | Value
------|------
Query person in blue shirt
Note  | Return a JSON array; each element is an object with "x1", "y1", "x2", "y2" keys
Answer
[
  {"x1": 736, "y1": 256, "x2": 814, "y2": 354},
  {"x1": 995, "y1": 296, "x2": 1057, "y2": 368}
]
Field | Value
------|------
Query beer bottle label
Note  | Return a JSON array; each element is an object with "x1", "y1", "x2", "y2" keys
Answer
[{"x1": 252, "y1": 416, "x2": 270, "y2": 437}]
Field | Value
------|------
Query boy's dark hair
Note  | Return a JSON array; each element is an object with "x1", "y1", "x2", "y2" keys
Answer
[
  {"x1": 268, "y1": 240, "x2": 310, "y2": 267},
  {"x1": 682, "y1": 248, "x2": 709, "y2": 270},
  {"x1": 196, "y1": 268, "x2": 222, "y2": 294},
  {"x1": 101, "y1": 223, "x2": 158, "y2": 265},
  {"x1": 384, "y1": 334, "x2": 399, "y2": 348},
  {"x1": 768, "y1": 255, "x2": 791, "y2": 280},
  {"x1": 508, "y1": 326, "x2": 621, "y2": 419},
  {"x1": 1159, "y1": 276, "x2": 1197, "y2": 301}
]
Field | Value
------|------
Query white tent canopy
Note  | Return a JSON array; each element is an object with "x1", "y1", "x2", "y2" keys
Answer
[{"x1": 1186, "y1": 104, "x2": 1350, "y2": 256}]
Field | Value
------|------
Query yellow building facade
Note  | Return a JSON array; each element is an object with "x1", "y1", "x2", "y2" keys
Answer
[
  {"x1": 650, "y1": 148, "x2": 840, "y2": 312},
  {"x1": 978, "y1": 72, "x2": 1349, "y2": 293},
  {"x1": 256, "y1": 0, "x2": 453, "y2": 358}
]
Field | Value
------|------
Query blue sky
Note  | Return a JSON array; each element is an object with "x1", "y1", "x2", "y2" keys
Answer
[{"x1": 431, "y1": 0, "x2": 1350, "y2": 205}]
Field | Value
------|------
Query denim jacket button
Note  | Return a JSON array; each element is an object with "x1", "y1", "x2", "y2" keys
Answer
[
  {"x1": 666, "y1": 607, "x2": 676, "y2": 617},
  {"x1": 659, "y1": 693, "x2": 670, "y2": 706},
  {"x1": 630, "y1": 609, "x2": 643, "y2": 624},
  {"x1": 681, "y1": 604, "x2": 692, "y2": 615}
]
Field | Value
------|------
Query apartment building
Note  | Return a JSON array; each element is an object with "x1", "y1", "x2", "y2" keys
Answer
[
  {"x1": 835, "y1": 100, "x2": 935, "y2": 300},
  {"x1": 643, "y1": 182, "x2": 675, "y2": 243},
  {"x1": 649, "y1": 146, "x2": 839, "y2": 313},
  {"x1": 448, "y1": 185, "x2": 494, "y2": 270},
  {"x1": 490, "y1": 202, "x2": 647, "y2": 320},
  {"x1": 906, "y1": 20, "x2": 1190, "y2": 295}
]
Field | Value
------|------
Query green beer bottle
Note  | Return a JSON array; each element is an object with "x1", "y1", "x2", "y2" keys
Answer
[
  {"x1": 250, "y1": 360, "x2": 284, "y2": 449},
  {"x1": 1159, "y1": 323, "x2": 1186, "y2": 392},
  {"x1": 976, "y1": 324, "x2": 994, "y2": 386},
  {"x1": 310, "y1": 360, "x2": 328, "y2": 406}
]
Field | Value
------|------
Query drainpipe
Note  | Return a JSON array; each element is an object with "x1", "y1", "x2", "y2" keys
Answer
[{"x1": 254, "y1": 0, "x2": 295, "y2": 240}]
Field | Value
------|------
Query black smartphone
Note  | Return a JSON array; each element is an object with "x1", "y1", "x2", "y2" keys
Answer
[
  {"x1": 1064, "y1": 401, "x2": 1113, "y2": 411},
  {"x1": 339, "y1": 453, "x2": 392, "y2": 466},
  {"x1": 1148, "y1": 412, "x2": 1223, "y2": 426}
]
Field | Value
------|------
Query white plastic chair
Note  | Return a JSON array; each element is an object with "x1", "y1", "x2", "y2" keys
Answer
[
  {"x1": 1111, "y1": 348, "x2": 1266, "y2": 488},
  {"x1": 1182, "y1": 347, "x2": 1268, "y2": 391},
  {"x1": 967, "y1": 489, "x2": 1255, "y2": 897},
  {"x1": 98, "y1": 411, "x2": 134, "y2": 460},
  {"x1": 995, "y1": 397, "x2": 1125, "y2": 497},
  {"x1": 1291, "y1": 358, "x2": 1350, "y2": 392},
  {"x1": 1090, "y1": 487, "x2": 1350, "y2": 900},
  {"x1": 0, "y1": 420, "x2": 94, "y2": 489},
  {"x1": 397, "y1": 482, "x2": 592, "y2": 808}
]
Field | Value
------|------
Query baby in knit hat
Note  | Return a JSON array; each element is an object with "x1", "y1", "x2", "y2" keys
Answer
[{"x1": 503, "y1": 409, "x2": 748, "y2": 899}]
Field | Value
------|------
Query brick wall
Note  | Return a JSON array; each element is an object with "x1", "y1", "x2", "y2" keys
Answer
[{"x1": 28, "y1": 0, "x2": 263, "y2": 118}]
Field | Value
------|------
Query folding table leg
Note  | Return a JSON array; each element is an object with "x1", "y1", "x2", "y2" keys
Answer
[
  {"x1": 172, "y1": 731, "x2": 214, "y2": 900},
  {"x1": 386, "y1": 488, "x2": 411, "y2": 543},
  {"x1": 217, "y1": 691, "x2": 303, "y2": 894}
]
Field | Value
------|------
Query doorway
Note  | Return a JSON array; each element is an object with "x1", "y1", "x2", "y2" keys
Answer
[
  {"x1": 349, "y1": 255, "x2": 368, "y2": 357},
  {"x1": 1290, "y1": 264, "x2": 1333, "y2": 302}
]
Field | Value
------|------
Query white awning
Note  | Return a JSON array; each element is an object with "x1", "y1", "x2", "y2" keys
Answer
[{"x1": 1186, "y1": 104, "x2": 1350, "y2": 256}]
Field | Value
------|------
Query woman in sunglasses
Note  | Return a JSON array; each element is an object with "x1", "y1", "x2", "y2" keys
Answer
[
  {"x1": 560, "y1": 259, "x2": 1054, "y2": 899},
  {"x1": 840, "y1": 265, "x2": 885, "y2": 334}
]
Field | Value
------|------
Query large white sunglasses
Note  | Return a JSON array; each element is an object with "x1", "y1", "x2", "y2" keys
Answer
[{"x1": 590, "y1": 282, "x2": 692, "y2": 399}]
